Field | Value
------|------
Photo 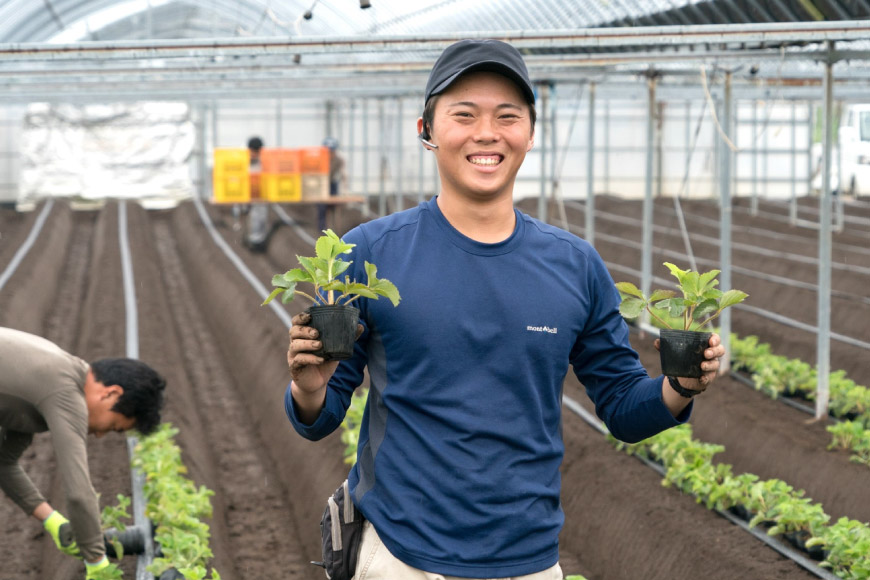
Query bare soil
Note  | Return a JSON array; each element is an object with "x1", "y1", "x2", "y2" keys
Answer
[{"x1": 0, "y1": 193, "x2": 866, "y2": 580}]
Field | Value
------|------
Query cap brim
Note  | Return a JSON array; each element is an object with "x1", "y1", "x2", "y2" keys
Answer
[{"x1": 429, "y1": 61, "x2": 535, "y2": 104}]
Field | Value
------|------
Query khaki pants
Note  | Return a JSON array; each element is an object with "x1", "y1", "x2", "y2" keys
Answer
[{"x1": 355, "y1": 521, "x2": 563, "y2": 580}]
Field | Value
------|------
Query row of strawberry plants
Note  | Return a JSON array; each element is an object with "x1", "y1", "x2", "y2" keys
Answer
[
  {"x1": 132, "y1": 423, "x2": 220, "y2": 580},
  {"x1": 611, "y1": 423, "x2": 870, "y2": 579},
  {"x1": 93, "y1": 424, "x2": 221, "y2": 580},
  {"x1": 730, "y1": 334, "x2": 870, "y2": 469}
]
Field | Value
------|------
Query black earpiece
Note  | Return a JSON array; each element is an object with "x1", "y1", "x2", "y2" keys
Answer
[{"x1": 417, "y1": 133, "x2": 438, "y2": 149}]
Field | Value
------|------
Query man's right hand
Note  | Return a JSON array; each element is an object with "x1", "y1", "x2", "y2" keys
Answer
[
  {"x1": 43, "y1": 510, "x2": 80, "y2": 557},
  {"x1": 287, "y1": 311, "x2": 340, "y2": 393}
]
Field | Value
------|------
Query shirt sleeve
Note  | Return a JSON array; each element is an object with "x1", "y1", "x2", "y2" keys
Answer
[
  {"x1": 571, "y1": 252, "x2": 690, "y2": 443},
  {"x1": 39, "y1": 391, "x2": 105, "y2": 562},
  {"x1": 0, "y1": 429, "x2": 46, "y2": 513}
]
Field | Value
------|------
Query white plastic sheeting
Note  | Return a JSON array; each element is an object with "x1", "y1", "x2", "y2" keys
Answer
[{"x1": 18, "y1": 101, "x2": 194, "y2": 209}]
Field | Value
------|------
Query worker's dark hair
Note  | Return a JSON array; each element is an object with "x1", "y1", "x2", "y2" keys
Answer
[
  {"x1": 247, "y1": 136, "x2": 264, "y2": 152},
  {"x1": 90, "y1": 358, "x2": 166, "y2": 435},
  {"x1": 421, "y1": 93, "x2": 536, "y2": 141}
]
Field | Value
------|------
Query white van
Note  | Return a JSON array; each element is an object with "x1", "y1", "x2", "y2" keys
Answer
[{"x1": 812, "y1": 103, "x2": 870, "y2": 198}]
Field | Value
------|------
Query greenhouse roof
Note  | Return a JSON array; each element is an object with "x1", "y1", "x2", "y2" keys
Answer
[{"x1": 0, "y1": 0, "x2": 868, "y2": 102}]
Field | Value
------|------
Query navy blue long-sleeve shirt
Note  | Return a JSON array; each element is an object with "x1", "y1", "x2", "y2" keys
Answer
[{"x1": 286, "y1": 196, "x2": 689, "y2": 577}]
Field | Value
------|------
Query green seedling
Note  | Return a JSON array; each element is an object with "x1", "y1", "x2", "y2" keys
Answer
[
  {"x1": 100, "y1": 493, "x2": 132, "y2": 560},
  {"x1": 616, "y1": 262, "x2": 748, "y2": 330},
  {"x1": 262, "y1": 229, "x2": 400, "y2": 307}
]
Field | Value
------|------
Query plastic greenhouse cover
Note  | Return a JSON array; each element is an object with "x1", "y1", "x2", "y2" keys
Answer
[{"x1": 18, "y1": 101, "x2": 195, "y2": 209}]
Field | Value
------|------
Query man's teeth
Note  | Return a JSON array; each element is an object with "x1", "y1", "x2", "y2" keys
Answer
[{"x1": 469, "y1": 157, "x2": 499, "y2": 166}]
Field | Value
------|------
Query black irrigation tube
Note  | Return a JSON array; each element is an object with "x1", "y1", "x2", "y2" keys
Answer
[{"x1": 561, "y1": 392, "x2": 840, "y2": 580}]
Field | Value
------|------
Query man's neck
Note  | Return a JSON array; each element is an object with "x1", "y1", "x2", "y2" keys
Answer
[{"x1": 436, "y1": 192, "x2": 516, "y2": 243}]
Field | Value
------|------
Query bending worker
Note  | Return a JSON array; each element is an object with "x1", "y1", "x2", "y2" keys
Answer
[{"x1": 0, "y1": 326, "x2": 166, "y2": 578}]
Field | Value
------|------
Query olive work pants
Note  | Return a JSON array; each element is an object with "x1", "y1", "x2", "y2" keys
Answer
[{"x1": 355, "y1": 521, "x2": 563, "y2": 580}]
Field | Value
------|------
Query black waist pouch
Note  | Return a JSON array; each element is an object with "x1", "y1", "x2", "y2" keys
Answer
[{"x1": 314, "y1": 479, "x2": 366, "y2": 580}]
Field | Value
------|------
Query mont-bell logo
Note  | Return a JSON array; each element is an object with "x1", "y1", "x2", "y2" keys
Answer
[{"x1": 527, "y1": 325, "x2": 558, "y2": 334}]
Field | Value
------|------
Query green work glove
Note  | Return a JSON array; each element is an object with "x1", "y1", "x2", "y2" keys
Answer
[
  {"x1": 43, "y1": 510, "x2": 80, "y2": 557},
  {"x1": 84, "y1": 556, "x2": 111, "y2": 579}
]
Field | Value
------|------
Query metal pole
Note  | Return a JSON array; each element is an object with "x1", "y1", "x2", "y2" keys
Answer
[
  {"x1": 807, "y1": 102, "x2": 814, "y2": 201},
  {"x1": 275, "y1": 98, "x2": 282, "y2": 146},
  {"x1": 685, "y1": 100, "x2": 692, "y2": 198},
  {"x1": 835, "y1": 101, "x2": 844, "y2": 232},
  {"x1": 816, "y1": 43, "x2": 834, "y2": 420},
  {"x1": 348, "y1": 100, "x2": 355, "y2": 193},
  {"x1": 586, "y1": 82, "x2": 596, "y2": 244},
  {"x1": 378, "y1": 99, "x2": 386, "y2": 216},
  {"x1": 550, "y1": 83, "x2": 558, "y2": 210},
  {"x1": 656, "y1": 101, "x2": 664, "y2": 198},
  {"x1": 197, "y1": 104, "x2": 208, "y2": 200},
  {"x1": 363, "y1": 99, "x2": 369, "y2": 199},
  {"x1": 751, "y1": 100, "x2": 759, "y2": 215},
  {"x1": 538, "y1": 83, "x2": 549, "y2": 222},
  {"x1": 641, "y1": 75, "x2": 656, "y2": 318},
  {"x1": 604, "y1": 100, "x2": 610, "y2": 193},
  {"x1": 763, "y1": 105, "x2": 769, "y2": 200},
  {"x1": 326, "y1": 100, "x2": 335, "y2": 139},
  {"x1": 719, "y1": 72, "x2": 733, "y2": 373},
  {"x1": 790, "y1": 101, "x2": 797, "y2": 225},
  {"x1": 395, "y1": 96, "x2": 403, "y2": 212}
]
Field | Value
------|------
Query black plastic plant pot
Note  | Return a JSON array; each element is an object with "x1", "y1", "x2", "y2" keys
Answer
[
  {"x1": 103, "y1": 526, "x2": 146, "y2": 557},
  {"x1": 658, "y1": 328, "x2": 712, "y2": 378},
  {"x1": 307, "y1": 304, "x2": 360, "y2": 361}
]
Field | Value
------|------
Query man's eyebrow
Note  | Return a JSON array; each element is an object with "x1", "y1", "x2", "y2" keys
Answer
[{"x1": 446, "y1": 101, "x2": 524, "y2": 110}]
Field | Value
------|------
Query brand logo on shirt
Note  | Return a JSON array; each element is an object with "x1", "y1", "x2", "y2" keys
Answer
[{"x1": 527, "y1": 325, "x2": 558, "y2": 334}]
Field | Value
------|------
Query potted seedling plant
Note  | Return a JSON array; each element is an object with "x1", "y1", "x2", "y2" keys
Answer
[
  {"x1": 615, "y1": 262, "x2": 748, "y2": 378},
  {"x1": 262, "y1": 229, "x2": 401, "y2": 361}
]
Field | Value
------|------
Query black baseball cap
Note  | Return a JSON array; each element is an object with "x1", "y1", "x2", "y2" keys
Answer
[{"x1": 424, "y1": 39, "x2": 535, "y2": 105}]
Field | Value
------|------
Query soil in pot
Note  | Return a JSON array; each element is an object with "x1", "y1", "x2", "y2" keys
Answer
[
  {"x1": 307, "y1": 304, "x2": 360, "y2": 361},
  {"x1": 658, "y1": 329, "x2": 712, "y2": 378}
]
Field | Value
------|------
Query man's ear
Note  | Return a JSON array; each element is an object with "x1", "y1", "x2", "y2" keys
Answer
[
  {"x1": 103, "y1": 384, "x2": 124, "y2": 400},
  {"x1": 527, "y1": 132, "x2": 535, "y2": 152}
]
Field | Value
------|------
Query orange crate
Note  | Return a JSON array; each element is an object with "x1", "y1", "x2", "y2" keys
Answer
[
  {"x1": 300, "y1": 146, "x2": 330, "y2": 174},
  {"x1": 261, "y1": 148, "x2": 301, "y2": 174}
]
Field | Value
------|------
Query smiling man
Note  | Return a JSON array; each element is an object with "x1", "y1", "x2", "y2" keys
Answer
[
  {"x1": 0, "y1": 326, "x2": 165, "y2": 579},
  {"x1": 284, "y1": 39, "x2": 725, "y2": 579}
]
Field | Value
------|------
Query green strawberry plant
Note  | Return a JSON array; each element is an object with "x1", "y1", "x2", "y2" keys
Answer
[
  {"x1": 262, "y1": 229, "x2": 400, "y2": 307},
  {"x1": 616, "y1": 262, "x2": 747, "y2": 330},
  {"x1": 100, "y1": 493, "x2": 132, "y2": 560}
]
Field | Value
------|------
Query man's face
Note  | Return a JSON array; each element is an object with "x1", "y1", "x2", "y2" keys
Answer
[{"x1": 426, "y1": 71, "x2": 534, "y2": 202}]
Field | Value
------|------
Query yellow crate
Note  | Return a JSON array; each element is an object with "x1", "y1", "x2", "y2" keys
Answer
[
  {"x1": 263, "y1": 173, "x2": 302, "y2": 202},
  {"x1": 212, "y1": 148, "x2": 251, "y2": 204}
]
